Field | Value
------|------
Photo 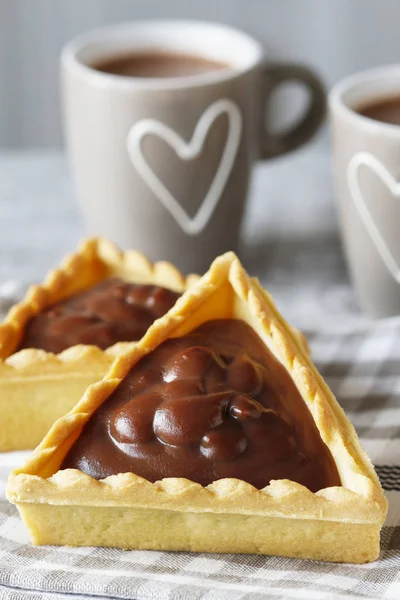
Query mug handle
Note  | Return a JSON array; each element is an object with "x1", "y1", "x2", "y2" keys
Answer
[{"x1": 259, "y1": 63, "x2": 325, "y2": 159}]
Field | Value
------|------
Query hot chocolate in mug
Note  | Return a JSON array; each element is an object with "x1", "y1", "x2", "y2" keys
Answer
[{"x1": 62, "y1": 20, "x2": 325, "y2": 272}]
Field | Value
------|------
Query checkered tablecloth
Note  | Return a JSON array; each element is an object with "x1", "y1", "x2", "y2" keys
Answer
[{"x1": 0, "y1": 294, "x2": 399, "y2": 599}]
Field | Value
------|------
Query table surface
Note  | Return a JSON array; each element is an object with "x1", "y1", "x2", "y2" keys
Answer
[{"x1": 0, "y1": 147, "x2": 369, "y2": 331}]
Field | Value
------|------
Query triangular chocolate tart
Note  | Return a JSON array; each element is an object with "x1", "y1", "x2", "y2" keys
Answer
[
  {"x1": 7, "y1": 252, "x2": 387, "y2": 562},
  {"x1": 0, "y1": 237, "x2": 197, "y2": 450}
]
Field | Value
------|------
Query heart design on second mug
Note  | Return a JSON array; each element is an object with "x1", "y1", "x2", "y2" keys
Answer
[
  {"x1": 126, "y1": 99, "x2": 242, "y2": 236},
  {"x1": 347, "y1": 151, "x2": 400, "y2": 284}
]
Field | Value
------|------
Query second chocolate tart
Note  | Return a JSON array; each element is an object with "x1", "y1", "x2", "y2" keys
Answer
[{"x1": 0, "y1": 238, "x2": 197, "y2": 451}]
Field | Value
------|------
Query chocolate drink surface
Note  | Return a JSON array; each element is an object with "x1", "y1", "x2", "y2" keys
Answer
[
  {"x1": 357, "y1": 95, "x2": 400, "y2": 125},
  {"x1": 92, "y1": 51, "x2": 229, "y2": 78}
]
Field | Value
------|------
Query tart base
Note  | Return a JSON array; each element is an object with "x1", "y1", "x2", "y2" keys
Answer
[
  {"x1": 0, "y1": 377, "x2": 102, "y2": 452},
  {"x1": 17, "y1": 502, "x2": 379, "y2": 563}
]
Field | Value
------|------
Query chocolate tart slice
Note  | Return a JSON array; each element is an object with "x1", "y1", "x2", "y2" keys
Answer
[
  {"x1": 7, "y1": 252, "x2": 387, "y2": 562},
  {"x1": 0, "y1": 238, "x2": 197, "y2": 451}
]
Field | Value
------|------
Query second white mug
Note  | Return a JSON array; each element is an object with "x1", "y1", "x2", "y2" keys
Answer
[{"x1": 330, "y1": 65, "x2": 400, "y2": 318}]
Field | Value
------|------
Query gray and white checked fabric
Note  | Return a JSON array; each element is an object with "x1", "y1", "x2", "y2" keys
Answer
[{"x1": 0, "y1": 307, "x2": 400, "y2": 599}]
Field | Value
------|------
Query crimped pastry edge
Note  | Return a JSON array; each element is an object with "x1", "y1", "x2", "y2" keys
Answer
[
  {"x1": 0, "y1": 236, "x2": 199, "y2": 363},
  {"x1": 7, "y1": 252, "x2": 387, "y2": 526}
]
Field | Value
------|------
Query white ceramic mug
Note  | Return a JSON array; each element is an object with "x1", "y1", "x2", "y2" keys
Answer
[
  {"x1": 62, "y1": 20, "x2": 325, "y2": 273},
  {"x1": 330, "y1": 65, "x2": 400, "y2": 318}
]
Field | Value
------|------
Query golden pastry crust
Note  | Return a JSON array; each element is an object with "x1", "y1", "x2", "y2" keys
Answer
[
  {"x1": 8, "y1": 252, "x2": 387, "y2": 563},
  {"x1": 0, "y1": 237, "x2": 198, "y2": 451}
]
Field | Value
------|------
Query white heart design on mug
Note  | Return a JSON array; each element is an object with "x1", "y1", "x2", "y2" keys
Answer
[
  {"x1": 126, "y1": 98, "x2": 242, "y2": 236},
  {"x1": 348, "y1": 151, "x2": 400, "y2": 284}
]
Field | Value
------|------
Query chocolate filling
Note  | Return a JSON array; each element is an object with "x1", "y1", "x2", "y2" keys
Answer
[
  {"x1": 19, "y1": 278, "x2": 180, "y2": 353},
  {"x1": 62, "y1": 319, "x2": 340, "y2": 491}
]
